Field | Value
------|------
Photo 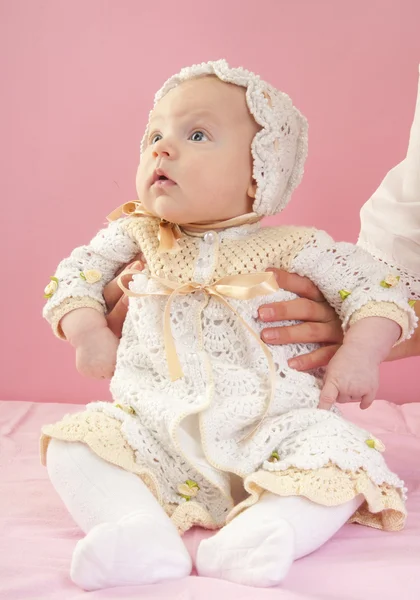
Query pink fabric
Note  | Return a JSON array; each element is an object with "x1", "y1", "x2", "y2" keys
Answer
[
  {"x1": 1, "y1": 400, "x2": 419, "y2": 599},
  {"x1": 2, "y1": 1, "x2": 420, "y2": 406}
]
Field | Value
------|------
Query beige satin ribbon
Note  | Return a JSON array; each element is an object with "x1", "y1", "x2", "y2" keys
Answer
[
  {"x1": 107, "y1": 202, "x2": 183, "y2": 253},
  {"x1": 118, "y1": 269, "x2": 279, "y2": 441},
  {"x1": 107, "y1": 201, "x2": 262, "y2": 254}
]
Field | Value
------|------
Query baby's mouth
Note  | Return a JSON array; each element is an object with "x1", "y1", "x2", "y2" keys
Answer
[{"x1": 152, "y1": 169, "x2": 177, "y2": 187}]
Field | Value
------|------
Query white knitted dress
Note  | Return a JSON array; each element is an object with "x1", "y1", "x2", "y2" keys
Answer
[{"x1": 41, "y1": 215, "x2": 416, "y2": 534}]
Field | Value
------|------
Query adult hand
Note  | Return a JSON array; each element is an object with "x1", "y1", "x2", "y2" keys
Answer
[
  {"x1": 103, "y1": 255, "x2": 145, "y2": 337},
  {"x1": 258, "y1": 268, "x2": 343, "y2": 370}
]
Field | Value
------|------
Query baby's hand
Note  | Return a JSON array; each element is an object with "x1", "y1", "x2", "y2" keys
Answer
[
  {"x1": 74, "y1": 327, "x2": 119, "y2": 379},
  {"x1": 319, "y1": 343, "x2": 379, "y2": 411}
]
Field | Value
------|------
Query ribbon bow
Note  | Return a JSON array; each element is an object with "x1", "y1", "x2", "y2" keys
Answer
[
  {"x1": 118, "y1": 269, "x2": 279, "y2": 441},
  {"x1": 107, "y1": 202, "x2": 183, "y2": 253}
]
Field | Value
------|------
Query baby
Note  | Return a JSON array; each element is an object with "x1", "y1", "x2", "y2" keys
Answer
[{"x1": 41, "y1": 60, "x2": 417, "y2": 590}]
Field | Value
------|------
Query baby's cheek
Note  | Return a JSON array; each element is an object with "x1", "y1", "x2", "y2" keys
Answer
[{"x1": 135, "y1": 162, "x2": 148, "y2": 198}]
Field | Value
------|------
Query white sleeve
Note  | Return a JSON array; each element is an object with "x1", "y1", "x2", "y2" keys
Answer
[
  {"x1": 43, "y1": 217, "x2": 140, "y2": 337},
  {"x1": 290, "y1": 229, "x2": 417, "y2": 339}
]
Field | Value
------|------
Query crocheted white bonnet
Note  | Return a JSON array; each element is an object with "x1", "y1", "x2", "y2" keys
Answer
[{"x1": 140, "y1": 59, "x2": 308, "y2": 217}]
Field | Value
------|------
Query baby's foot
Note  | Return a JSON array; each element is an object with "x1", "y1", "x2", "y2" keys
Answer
[
  {"x1": 71, "y1": 511, "x2": 192, "y2": 590},
  {"x1": 196, "y1": 515, "x2": 295, "y2": 587}
]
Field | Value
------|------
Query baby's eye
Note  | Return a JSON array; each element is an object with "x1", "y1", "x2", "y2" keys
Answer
[
  {"x1": 189, "y1": 131, "x2": 208, "y2": 142},
  {"x1": 150, "y1": 133, "x2": 162, "y2": 145}
]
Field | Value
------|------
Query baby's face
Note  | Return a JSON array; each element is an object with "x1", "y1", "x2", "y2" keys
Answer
[{"x1": 136, "y1": 76, "x2": 259, "y2": 225}]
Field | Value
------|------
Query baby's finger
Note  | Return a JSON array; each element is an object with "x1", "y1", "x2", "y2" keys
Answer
[
  {"x1": 336, "y1": 394, "x2": 361, "y2": 405},
  {"x1": 360, "y1": 393, "x2": 375, "y2": 410},
  {"x1": 318, "y1": 380, "x2": 339, "y2": 410}
]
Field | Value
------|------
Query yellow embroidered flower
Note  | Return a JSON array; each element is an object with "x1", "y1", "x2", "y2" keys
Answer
[
  {"x1": 380, "y1": 274, "x2": 400, "y2": 288},
  {"x1": 115, "y1": 403, "x2": 136, "y2": 415},
  {"x1": 365, "y1": 437, "x2": 385, "y2": 452},
  {"x1": 339, "y1": 289, "x2": 352, "y2": 300},
  {"x1": 408, "y1": 300, "x2": 417, "y2": 308},
  {"x1": 80, "y1": 269, "x2": 102, "y2": 284},
  {"x1": 177, "y1": 480, "x2": 200, "y2": 500},
  {"x1": 44, "y1": 276, "x2": 59, "y2": 298},
  {"x1": 268, "y1": 451, "x2": 280, "y2": 463}
]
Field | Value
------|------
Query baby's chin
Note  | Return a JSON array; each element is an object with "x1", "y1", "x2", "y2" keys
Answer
[
  {"x1": 151, "y1": 194, "x2": 192, "y2": 224},
  {"x1": 147, "y1": 193, "x2": 225, "y2": 225}
]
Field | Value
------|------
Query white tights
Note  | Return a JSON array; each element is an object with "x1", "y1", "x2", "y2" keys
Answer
[{"x1": 47, "y1": 439, "x2": 363, "y2": 590}]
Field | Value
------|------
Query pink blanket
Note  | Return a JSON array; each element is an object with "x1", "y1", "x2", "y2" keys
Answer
[{"x1": 1, "y1": 400, "x2": 419, "y2": 599}]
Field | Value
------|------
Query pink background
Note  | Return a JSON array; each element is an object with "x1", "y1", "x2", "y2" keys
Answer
[{"x1": 2, "y1": 0, "x2": 420, "y2": 404}]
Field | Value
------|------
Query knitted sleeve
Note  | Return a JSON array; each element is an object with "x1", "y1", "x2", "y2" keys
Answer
[
  {"x1": 43, "y1": 218, "x2": 140, "y2": 338},
  {"x1": 289, "y1": 229, "x2": 418, "y2": 341}
]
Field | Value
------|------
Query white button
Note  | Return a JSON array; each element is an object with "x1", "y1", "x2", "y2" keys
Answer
[{"x1": 203, "y1": 231, "x2": 216, "y2": 244}]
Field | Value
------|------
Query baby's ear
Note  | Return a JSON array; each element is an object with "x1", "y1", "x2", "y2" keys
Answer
[{"x1": 247, "y1": 178, "x2": 257, "y2": 199}]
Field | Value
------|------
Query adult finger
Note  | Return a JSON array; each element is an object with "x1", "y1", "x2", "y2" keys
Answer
[
  {"x1": 106, "y1": 296, "x2": 130, "y2": 338},
  {"x1": 266, "y1": 268, "x2": 325, "y2": 302},
  {"x1": 288, "y1": 344, "x2": 341, "y2": 371},
  {"x1": 103, "y1": 259, "x2": 144, "y2": 311},
  {"x1": 261, "y1": 320, "x2": 343, "y2": 345},
  {"x1": 258, "y1": 297, "x2": 337, "y2": 323}
]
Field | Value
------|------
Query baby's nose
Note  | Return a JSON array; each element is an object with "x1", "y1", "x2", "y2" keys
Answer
[
  {"x1": 153, "y1": 147, "x2": 169, "y2": 158},
  {"x1": 152, "y1": 138, "x2": 176, "y2": 159}
]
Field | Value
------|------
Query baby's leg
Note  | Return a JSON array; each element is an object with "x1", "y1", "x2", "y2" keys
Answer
[
  {"x1": 47, "y1": 439, "x2": 191, "y2": 590},
  {"x1": 197, "y1": 492, "x2": 363, "y2": 587}
]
